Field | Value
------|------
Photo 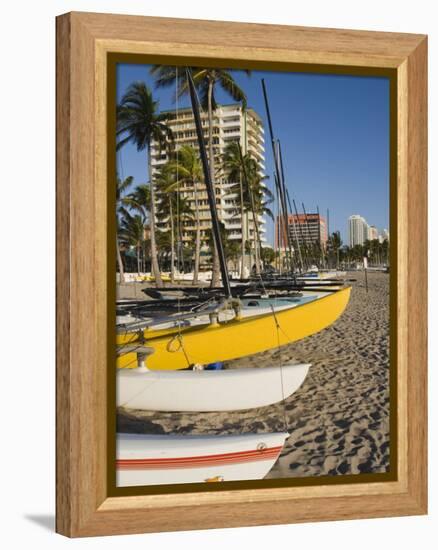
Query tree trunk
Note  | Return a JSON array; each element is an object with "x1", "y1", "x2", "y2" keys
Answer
[
  {"x1": 248, "y1": 186, "x2": 261, "y2": 276},
  {"x1": 169, "y1": 198, "x2": 175, "y2": 283},
  {"x1": 252, "y1": 212, "x2": 261, "y2": 276},
  {"x1": 147, "y1": 144, "x2": 163, "y2": 287},
  {"x1": 193, "y1": 180, "x2": 201, "y2": 285},
  {"x1": 239, "y1": 173, "x2": 246, "y2": 279},
  {"x1": 246, "y1": 212, "x2": 252, "y2": 273},
  {"x1": 136, "y1": 243, "x2": 141, "y2": 276},
  {"x1": 116, "y1": 236, "x2": 125, "y2": 284},
  {"x1": 207, "y1": 78, "x2": 221, "y2": 288}
]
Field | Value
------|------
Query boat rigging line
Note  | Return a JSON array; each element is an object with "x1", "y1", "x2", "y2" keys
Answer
[
  {"x1": 237, "y1": 142, "x2": 266, "y2": 292},
  {"x1": 277, "y1": 139, "x2": 305, "y2": 273},
  {"x1": 316, "y1": 205, "x2": 326, "y2": 268},
  {"x1": 292, "y1": 197, "x2": 310, "y2": 271},
  {"x1": 270, "y1": 304, "x2": 290, "y2": 433},
  {"x1": 302, "y1": 202, "x2": 315, "y2": 268},
  {"x1": 186, "y1": 68, "x2": 232, "y2": 300},
  {"x1": 261, "y1": 78, "x2": 294, "y2": 275}
]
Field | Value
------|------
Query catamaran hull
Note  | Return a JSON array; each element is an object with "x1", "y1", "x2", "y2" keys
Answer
[
  {"x1": 117, "y1": 286, "x2": 351, "y2": 371},
  {"x1": 117, "y1": 363, "x2": 311, "y2": 412},
  {"x1": 116, "y1": 432, "x2": 288, "y2": 486}
]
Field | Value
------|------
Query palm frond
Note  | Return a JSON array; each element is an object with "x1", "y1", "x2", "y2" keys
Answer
[
  {"x1": 218, "y1": 71, "x2": 248, "y2": 109},
  {"x1": 116, "y1": 82, "x2": 173, "y2": 154}
]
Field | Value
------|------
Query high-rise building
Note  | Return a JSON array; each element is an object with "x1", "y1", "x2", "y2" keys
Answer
[
  {"x1": 348, "y1": 215, "x2": 368, "y2": 246},
  {"x1": 275, "y1": 213, "x2": 328, "y2": 251},
  {"x1": 368, "y1": 225, "x2": 379, "y2": 241},
  {"x1": 150, "y1": 103, "x2": 266, "y2": 250}
]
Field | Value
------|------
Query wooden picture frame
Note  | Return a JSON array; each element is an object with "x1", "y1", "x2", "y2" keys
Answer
[{"x1": 56, "y1": 11, "x2": 427, "y2": 537}]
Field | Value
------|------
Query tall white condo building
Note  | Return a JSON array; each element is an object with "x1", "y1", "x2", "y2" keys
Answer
[
  {"x1": 150, "y1": 103, "x2": 266, "y2": 253},
  {"x1": 348, "y1": 215, "x2": 369, "y2": 246}
]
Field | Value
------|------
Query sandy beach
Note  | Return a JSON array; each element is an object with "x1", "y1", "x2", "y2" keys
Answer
[{"x1": 117, "y1": 271, "x2": 390, "y2": 478}]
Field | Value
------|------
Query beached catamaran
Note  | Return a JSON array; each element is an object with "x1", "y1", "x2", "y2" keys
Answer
[
  {"x1": 117, "y1": 432, "x2": 289, "y2": 486},
  {"x1": 115, "y1": 71, "x2": 305, "y2": 487},
  {"x1": 117, "y1": 345, "x2": 310, "y2": 411},
  {"x1": 116, "y1": 69, "x2": 351, "y2": 371},
  {"x1": 116, "y1": 288, "x2": 350, "y2": 370},
  {"x1": 115, "y1": 70, "x2": 354, "y2": 487}
]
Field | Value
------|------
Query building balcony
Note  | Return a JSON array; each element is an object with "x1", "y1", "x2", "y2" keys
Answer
[
  {"x1": 221, "y1": 119, "x2": 241, "y2": 127},
  {"x1": 221, "y1": 111, "x2": 242, "y2": 119}
]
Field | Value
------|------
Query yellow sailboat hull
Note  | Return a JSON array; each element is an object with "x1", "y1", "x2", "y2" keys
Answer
[{"x1": 117, "y1": 286, "x2": 351, "y2": 370}]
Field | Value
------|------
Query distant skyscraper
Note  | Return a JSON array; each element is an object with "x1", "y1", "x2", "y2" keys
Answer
[
  {"x1": 348, "y1": 215, "x2": 368, "y2": 247},
  {"x1": 368, "y1": 225, "x2": 379, "y2": 241},
  {"x1": 381, "y1": 228, "x2": 389, "y2": 242}
]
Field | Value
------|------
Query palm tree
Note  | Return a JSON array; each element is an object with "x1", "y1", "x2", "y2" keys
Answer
[
  {"x1": 116, "y1": 175, "x2": 134, "y2": 283},
  {"x1": 119, "y1": 212, "x2": 147, "y2": 276},
  {"x1": 225, "y1": 240, "x2": 241, "y2": 273},
  {"x1": 126, "y1": 184, "x2": 151, "y2": 219},
  {"x1": 150, "y1": 66, "x2": 250, "y2": 286},
  {"x1": 206, "y1": 221, "x2": 232, "y2": 275},
  {"x1": 222, "y1": 144, "x2": 272, "y2": 275},
  {"x1": 116, "y1": 82, "x2": 173, "y2": 288},
  {"x1": 155, "y1": 162, "x2": 194, "y2": 282},
  {"x1": 330, "y1": 231, "x2": 342, "y2": 269},
  {"x1": 247, "y1": 158, "x2": 273, "y2": 275},
  {"x1": 153, "y1": 164, "x2": 177, "y2": 282},
  {"x1": 167, "y1": 145, "x2": 204, "y2": 284},
  {"x1": 260, "y1": 246, "x2": 275, "y2": 266},
  {"x1": 123, "y1": 183, "x2": 152, "y2": 275},
  {"x1": 222, "y1": 142, "x2": 247, "y2": 278}
]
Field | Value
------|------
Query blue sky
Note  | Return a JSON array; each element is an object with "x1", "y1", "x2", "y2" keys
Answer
[{"x1": 116, "y1": 64, "x2": 389, "y2": 245}]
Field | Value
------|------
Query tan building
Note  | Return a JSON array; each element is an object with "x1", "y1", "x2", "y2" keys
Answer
[
  {"x1": 150, "y1": 104, "x2": 266, "y2": 252},
  {"x1": 275, "y1": 213, "x2": 328, "y2": 251},
  {"x1": 367, "y1": 225, "x2": 379, "y2": 241}
]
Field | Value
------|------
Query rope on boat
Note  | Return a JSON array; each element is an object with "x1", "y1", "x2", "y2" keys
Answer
[
  {"x1": 270, "y1": 305, "x2": 289, "y2": 433},
  {"x1": 173, "y1": 66, "x2": 191, "y2": 371},
  {"x1": 175, "y1": 66, "x2": 180, "y2": 278},
  {"x1": 168, "y1": 329, "x2": 192, "y2": 368}
]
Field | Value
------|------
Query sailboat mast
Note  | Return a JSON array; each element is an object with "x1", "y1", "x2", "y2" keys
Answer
[
  {"x1": 274, "y1": 176, "x2": 282, "y2": 274},
  {"x1": 274, "y1": 140, "x2": 297, "y2": 273},
  {"x1": 277, "y1": 140, "x2": 304, "y2": 273},
  {"x1": 261, "y1": 79, "x2": 294, "y2": 274},
  {"x1": 316, "y1": 205, "x2": 326, "y2": 268},
  {"x1": 327, "y1": 208, "x2": 331, "y2": 268},
  {"x1": 185, "y1": 69, "x2": 232, "y2": 298},
  {"x1": 274, "y1": 171, "x2": 290, "y2": 272},
  {"x1": 301, "y1": 203, "x2": 314, "y2": 266},
  {"x1": 291, "y1": 198, "x2": 309, "y2": 271}
]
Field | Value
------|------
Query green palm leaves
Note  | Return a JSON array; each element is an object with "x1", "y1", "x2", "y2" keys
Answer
[
  {"x1": 150, "y1": 66, "x2": 250, "y2": 286},
  {"x1": 116, "y1": 82, "x2": 173, "y2": 287},
  {"x1": 221, "y1": 142, "x2": 273, "y2": 275}
]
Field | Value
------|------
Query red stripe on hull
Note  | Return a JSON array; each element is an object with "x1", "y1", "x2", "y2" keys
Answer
[{"x1": 117, "y1": 445, "x2": 283, "y2": 470}]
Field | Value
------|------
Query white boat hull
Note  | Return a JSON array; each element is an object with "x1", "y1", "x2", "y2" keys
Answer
[
  {"x1": 117, "y1": 363, "x2": 311, "y2": 412},
  {"x1": 117, "y1": 432, "x2": 288, "y2": 486}
]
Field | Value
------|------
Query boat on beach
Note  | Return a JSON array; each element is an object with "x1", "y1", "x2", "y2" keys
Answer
[
  {"x1": 114, "y1": 67, "x2": 360, "y2": 491},
  {"x1": 117, "y1": 362, "x2": 311, "y2": 411},
  {"x1": 116, "y1": 432, "x2": 289, "y2": 486},
  {"x1": 116, "y1": 285, "x2": 351, "y2": 370}
]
